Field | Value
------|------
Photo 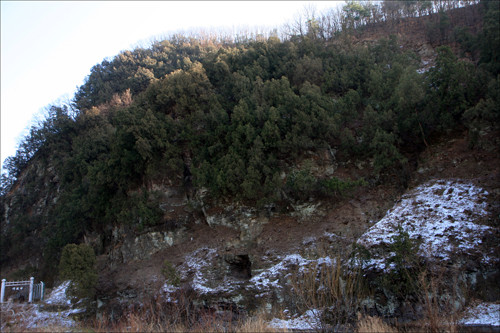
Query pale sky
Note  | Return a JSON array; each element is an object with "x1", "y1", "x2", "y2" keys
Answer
[{"x1": 1, "y1": 1, "x2": 341, "y2": 172}]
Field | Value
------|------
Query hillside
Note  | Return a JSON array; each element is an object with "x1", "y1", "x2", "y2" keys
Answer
[{"x1": 1, "y1": 1, "x2": 499, "y2": 330}]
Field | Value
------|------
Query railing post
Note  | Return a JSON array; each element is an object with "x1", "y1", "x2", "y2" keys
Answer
[
  {"x1": 29, "y1": 277, "x2": 34, "y2": 303},
  {"x1": 41, "y1": 281, "x2": 45, "y2": 301},
  {"x1": 1, "y1": 279, "x2": 5, "y2": 303}
]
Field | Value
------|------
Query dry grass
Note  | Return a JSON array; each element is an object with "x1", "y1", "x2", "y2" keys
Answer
[
  {"x1": 388, "y1": 261, "x2": 471, "y2": 333},
  {"x1": 1, "y1": 255, "x2": 474, "y2": 333},
  {"x1": 236, "y1": 315, "x2": 288, "y2": 333},
  {"x1": 0, "y1": 301, "x2": 86, "y2": 332},
  {"x1": 356, "y1": 313, "x2": 398, "y2": 333},
  {"x1": 288, "y1": 254, "x2": 369, "y2": 330},
  {"x1": 25, "y1": 324, "x2": 82, "y2": 333},
  {"x1": 1, "y1": 302, "x2": 35, "y2": 332},
  {"x1": 81, "y1": 290, "x2": 287, "y2": 333},
  {"x1": 285, "y1": 244, "x2": 473, "y2": 333},
  {"x1": 87, "y1": 310, "x2": 285, "y2": 333},
  {"x1": 410, "y1": 265, "x2": 466, "y2": 333}
]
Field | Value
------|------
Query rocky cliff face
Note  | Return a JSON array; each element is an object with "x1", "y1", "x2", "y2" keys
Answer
[
  {"x1": 1, "y1": 4, "x2": 498, "y2": 324},
  {"x1": 2, "y1": 158, "x2": 61, "y2": 271},
  {"x1": 3, "y1": 103, "x2": 498, "y2": 326},
  {"x1": 87, "y1": 127, "x2": 499, "y2": 322}
]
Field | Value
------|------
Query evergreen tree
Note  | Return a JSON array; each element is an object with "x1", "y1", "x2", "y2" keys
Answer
[{"x1": 59, "y1": 244, "x2": 97, "y2": 300}]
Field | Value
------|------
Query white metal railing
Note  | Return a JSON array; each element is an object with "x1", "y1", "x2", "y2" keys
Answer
[
  {"x1": 33, "y1": 281, "x2": 45, "y2": 301},
  {"x1": 1, "y1": 277, "x2": 45, "y2": 303}
]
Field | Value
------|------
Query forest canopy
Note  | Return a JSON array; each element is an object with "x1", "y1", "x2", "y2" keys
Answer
[{"x1": 1, "y1": 0, "x2": 498, "y2": 279}]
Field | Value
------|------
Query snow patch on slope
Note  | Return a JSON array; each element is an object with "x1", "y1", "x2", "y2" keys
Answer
[
  {"x1": 357, "y1": 180, "x2": 494, "y2": 269},
  {"x1": 269, "y1": 309, "x2": 323, "y2": 330},
  {"x1": 460, "y1": 301, "x2": 500, "y2": 326},
  {"x1": 179, "y1": 247, "x2": 221, "y2": 295},
  {"x1": 44, "y1": 280, "x2": 71, "y2": 305},
  {"x1": 248, "y1": 254, "x2": 309, "y2": 294},
  {"x1": 1, "y1": 281, "x2": 84, "y2": 331},
  {"x1": 25, "y1": 306, "x2": 83, "y2": 330},
  {"x1": 169, "y1": 247, "x2": 243, "y2": 297},
  {"x1": 247, "y1": 254, "x2": 336, "y2": 298}
]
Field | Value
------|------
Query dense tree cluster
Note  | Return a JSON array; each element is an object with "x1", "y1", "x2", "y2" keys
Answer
[{"x1": 0, "y1": 1, "x2": 498, "y2": 281}]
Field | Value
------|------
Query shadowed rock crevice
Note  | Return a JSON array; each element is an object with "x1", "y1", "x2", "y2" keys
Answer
[{"x1": 226, "y1": 254, "x2": 252, "y2": 279}]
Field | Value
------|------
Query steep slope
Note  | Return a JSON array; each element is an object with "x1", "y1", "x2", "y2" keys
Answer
[{"x1": 1, "y1": 2, "x2": 498, "y2": 328}]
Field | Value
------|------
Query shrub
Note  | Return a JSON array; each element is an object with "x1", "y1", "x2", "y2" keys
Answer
[
  {"x1": 285, "y1": 166, "x2": 366, "y2": 201},
  {"x1": 379, "y1": 225, "x2": 421, "y2": 298},
  {"x1": 59, "y1": 243, "x2": 97, "y2": 300},
  {"x1": 285, "y1": 169, "x2": 317, "y2": 199},
  {"x1": 162, "y1": 260, "x2": 180, "y2": 287},
  {"x1": 317, "y1": 177, "x2": 367, "y2": 197}
]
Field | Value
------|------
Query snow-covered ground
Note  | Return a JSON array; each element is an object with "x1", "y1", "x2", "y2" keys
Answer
[
  {"x1": 24, "y1": 305, "x2": 83, "y2": 330},
  {"x1": 267, "y1": 301, "x2": 500, "y2": 331},
  {"x1": 247, "y1": 253, "x2": 336, "y2": 299},
  {"x1": 268, "y1": 309, "x2": 323, "y2": 330},
  {"x1": 460, "y1": 301, "x2": 500, "y2": 326},
  {"x1": 0, "y1": 280, "x2": 84, "y2": 331},
  {"x1": 249, "y1": 254, "x2": 309, "y2": 294},
  {"x1": 181, "y1": 247, "x2": 221, "y2": 295},
  {"x1": 147, "y1": 179, "x2": 500, "y2": 330},
  {"x1": 357, "y1": 179, "x2": 496, "y2": 269},
  {"x1": 44, "y1": 280, "x2": 71, "y2": 305},
  {"x1": 178, "y1": 247, "x2": 243, "y2": 296},
  {"x1": 160, "y1": 247, "x2": 248, "y2": 302}
]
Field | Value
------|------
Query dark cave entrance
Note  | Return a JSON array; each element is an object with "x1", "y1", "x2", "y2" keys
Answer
[{"x1": 226, "y1": 254, "x2": 252, "y2": 279}]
